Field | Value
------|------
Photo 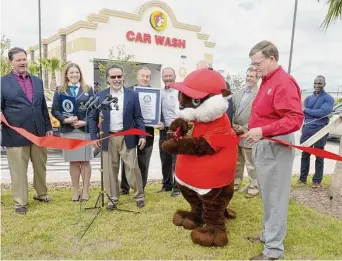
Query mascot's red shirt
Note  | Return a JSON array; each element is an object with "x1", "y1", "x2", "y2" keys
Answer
[{"x1": 175, "y1": 114, "x2": 238, "y2": 189}]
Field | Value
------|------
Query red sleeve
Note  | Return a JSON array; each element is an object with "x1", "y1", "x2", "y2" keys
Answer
[{"x1": 261, "y1": 80, "x2": 304, "y2": 137}]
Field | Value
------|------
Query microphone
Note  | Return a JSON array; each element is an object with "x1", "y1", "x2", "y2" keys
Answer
[
  {"x1": 84, "y1": 96, "x2": 95, "y2": 109},
  {"x1": 111, "y1": 97, "x2": 118, "y2": 104},
  {"x1": 95, "y1": 94, "x2": 113, "y2": 110},
  {"x1": 102, "y1": 94, "x2": 113, "y2": 104},
  {"x1": 110, "y1": 97, "x2": 119, "y2": 111},
  {"x1": 88, "y1": 96, "x2": 100, "y2": 109},
  {"x1": 79, "y1": 96, "x2": 95, "y2": 112}
]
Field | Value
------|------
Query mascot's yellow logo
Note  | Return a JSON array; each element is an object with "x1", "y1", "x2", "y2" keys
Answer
[
  {"x1": 150, "y1": 11, "x2": 167, "y2": 31},
  {"x1": 186, "y1": 122, "x2": 194, "y2": 136}
]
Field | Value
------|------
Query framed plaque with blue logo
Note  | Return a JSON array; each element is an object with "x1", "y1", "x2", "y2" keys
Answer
[
  {"x1": 134, "y1": 87, "x2": 161, "y2": 127},
  {"x1": 59, "y1": 94, "x2": 77, "y2": 117}
]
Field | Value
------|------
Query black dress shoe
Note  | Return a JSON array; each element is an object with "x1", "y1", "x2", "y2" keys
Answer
[
  {"x1": 106, "y1": 205, "x2": 116, "y2": 211},
  {"x1": 120, "y1": 191, "x2": 129, "y2": 195},
  {"x1": 15, "y1": 206, "x2": 27, "y2": 214},
  {"x1": 33, "y1": 196, "x2": 51, "y2": 203},
  {"x1": 156, "y1": 187, "x2": 172, "y2": 193},
  {"x1": 171, "y1": 190, "x2": 181, "y2": 197},
  {"x1": 136, "y1": 201, "x2": 145, "y2": 208}
]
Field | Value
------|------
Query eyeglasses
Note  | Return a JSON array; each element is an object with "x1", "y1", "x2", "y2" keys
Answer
[
  {"x1": 250, "y1": 58, "x2": 266, "y2": 68},
  {"x1": 109, "y1": 75, "x2": 122, "y2": 79}
]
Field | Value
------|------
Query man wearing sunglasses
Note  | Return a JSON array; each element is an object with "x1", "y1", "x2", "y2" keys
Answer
[
  {"x1": 88, "y1": 64, "x2": 146, "y2": 209},
  {"x1": 242, "y1": 41, "x2": 304, "y2": 260}
]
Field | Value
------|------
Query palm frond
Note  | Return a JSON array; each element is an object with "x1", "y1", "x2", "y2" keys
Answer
[{"x1": 319, "y1": 0, "x2": 342, "y2": 30}]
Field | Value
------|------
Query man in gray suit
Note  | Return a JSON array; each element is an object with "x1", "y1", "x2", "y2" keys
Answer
[{"x1": 232, "y1": 67, "x2": 259, "y2": 198}]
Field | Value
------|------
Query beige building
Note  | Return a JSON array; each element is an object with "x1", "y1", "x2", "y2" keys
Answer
[{"x1": 28, "y1": 0, "x2": 216, "y2": 89}]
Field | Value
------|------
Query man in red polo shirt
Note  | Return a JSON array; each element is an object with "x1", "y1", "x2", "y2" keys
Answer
[{"x1": 242, "y1": 41, "x2": 304, "y2": 260}]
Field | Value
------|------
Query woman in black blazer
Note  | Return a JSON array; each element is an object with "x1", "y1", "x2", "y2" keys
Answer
[{"x1": 52, "y1": 63, "x2": 94, "y2": 202}]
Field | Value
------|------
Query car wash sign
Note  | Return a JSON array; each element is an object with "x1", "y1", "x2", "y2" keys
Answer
[
  {"x1": 126, "y1": 31, "x2": 186, "y2": 49},
  {"x1": 125, "y1": 10, "x2": 186, "y2": 49}
]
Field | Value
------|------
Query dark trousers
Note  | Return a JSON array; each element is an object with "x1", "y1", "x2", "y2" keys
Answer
[
  {"x1": 159, "y1": 128, "x2": 178, "y2": 190},
  {"x1": 121, "y1": 143, "x2": 153, "y2": 192},
  {"x1": 299, "y1": 125, "x2": 328, "y2": 184}
]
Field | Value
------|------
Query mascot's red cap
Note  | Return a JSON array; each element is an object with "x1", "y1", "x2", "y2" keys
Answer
[{"x1": 169, "y1": 68, "x2": 227, "y2": 99}]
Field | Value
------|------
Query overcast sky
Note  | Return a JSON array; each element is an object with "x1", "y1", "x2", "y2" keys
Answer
[{"x1": 1, "y1": 0, "x2": 341, "y2": 91}]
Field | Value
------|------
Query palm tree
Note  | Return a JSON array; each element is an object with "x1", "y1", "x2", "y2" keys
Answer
[
  {"x1": 28, "y1": 61, "x2": 40, "y2": 76},
  {"x1": 319, "y1": 0, "x2": 342, "y2": 30},
  {"x1": 0, "y1": 35, "x2": 12, "y2": 77},
  {"x1": 40, "y1": 58, "x2": 66, "y2": 90}
]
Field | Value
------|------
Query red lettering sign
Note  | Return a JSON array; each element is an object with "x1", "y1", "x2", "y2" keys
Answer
[
  {"x1": 126, "y1": 31, "x2": 135, "y2": 41},
  {"x1": 155, "y1": 35, "x2": 165, "y2": 45},
  {"x1": 127, "y1": 31, "x2": 186, "y2": 49}
]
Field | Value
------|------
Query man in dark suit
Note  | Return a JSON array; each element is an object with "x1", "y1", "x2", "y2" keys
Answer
[
  {"x1": 88, "y1": 64, "x2": 146, "y2": 209},
  {"x1": 120, "y1": 67, "x2": 154, "y2": 195},
  {"x1": 225, "y1": 81, "x2": 234, "y2": 124},
  {"x1": 1, "y1": 47, "x2": 52, "y2": 214}
]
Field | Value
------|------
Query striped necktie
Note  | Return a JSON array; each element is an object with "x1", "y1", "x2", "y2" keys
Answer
[{"x1": 70, "y1": 86, "x2": 78, "y2": 97}]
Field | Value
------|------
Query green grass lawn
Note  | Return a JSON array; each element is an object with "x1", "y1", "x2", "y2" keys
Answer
[{"x1": 1, "y1": 177, "x2": 342, "y2": 260}]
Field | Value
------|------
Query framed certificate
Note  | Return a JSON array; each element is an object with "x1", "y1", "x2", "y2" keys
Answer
[
  {"x1": 59, "y1": 94, "x2": 77, "y2": 117},
  {"x1": 134, "y1": 87, "x2": 161, "y2": 127}
]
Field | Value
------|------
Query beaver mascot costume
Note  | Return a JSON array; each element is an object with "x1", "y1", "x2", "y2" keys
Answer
[{"x1": 162, "y1": 68, "x2": 238, "y2": 247}]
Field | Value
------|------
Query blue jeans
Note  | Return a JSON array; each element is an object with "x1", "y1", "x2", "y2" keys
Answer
[{"x1": 299, "y1": 125, "x2": 328, "y2": 184}]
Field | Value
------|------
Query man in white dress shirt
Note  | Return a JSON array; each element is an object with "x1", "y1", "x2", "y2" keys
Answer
[
  {"x1": 156, "y1": 67, "x2": 181, "y2": 197},
  {"x1": 89, "y1": 64, "x2": 146, "y2": 209}
]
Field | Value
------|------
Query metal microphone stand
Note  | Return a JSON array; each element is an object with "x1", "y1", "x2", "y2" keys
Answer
[
  {"x1": 75, "y1": 101, "x2": 95, "y2": 225},
  {"x1": 80, "y1": 100, "x2": 139, "y2": 239}
]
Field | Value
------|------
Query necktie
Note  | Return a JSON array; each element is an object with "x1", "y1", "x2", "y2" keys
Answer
[
  {"x1": 238, "y1": 90, "x2": 251, "y2": 114},
  {"x1": 70, "y1": 86, "x2": 78, "y2": 97}
]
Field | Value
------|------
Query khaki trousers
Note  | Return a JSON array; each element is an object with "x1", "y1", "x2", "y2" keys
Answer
[
  {"x1": 7, "y1": 144, "x2": 48, "y2": 208},
  {"x1": 103, "y1": 136, "x2": 144, "y2": 205},
  {"x1": 252, "y1": 134, "x2": 295, "y2": 258},
  {"x1": 234, "y1": 146, "x2": 259, "y2": 195}
]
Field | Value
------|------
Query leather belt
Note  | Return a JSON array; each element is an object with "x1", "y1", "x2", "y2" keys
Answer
[{"x1": 109, "y1": 130, "x2": 123, "y2": 134}]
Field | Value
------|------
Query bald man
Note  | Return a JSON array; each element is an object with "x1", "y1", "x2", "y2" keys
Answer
[
  {"x1": 298, "y1": 75, "x2": 334, "y2": 188},
  {"x1": 196, "y1": 60, "x2": 213, "y2": 70},
  {"x1": 120, "y1": 67, "x2": 154, "y2": 194}
]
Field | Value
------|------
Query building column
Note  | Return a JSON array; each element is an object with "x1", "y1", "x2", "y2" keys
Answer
[
  {"x1": 29, "y1": 49, "x2": 35, "y2": 61},
  {"x1": 60, "y1": 33, "x2": 67, "y2": 64},
  {"x1": 43, "y1": 42, "x2": 49, "y2": 89}
]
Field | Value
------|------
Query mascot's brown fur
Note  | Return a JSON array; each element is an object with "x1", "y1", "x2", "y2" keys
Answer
[{"x1": 162, "y1": 68, "x2": 238, "y2": 247}]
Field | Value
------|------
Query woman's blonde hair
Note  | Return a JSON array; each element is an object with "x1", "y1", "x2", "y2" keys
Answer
[{"x1": 60, "y1": 63, "x2": 89, "y2": 92}]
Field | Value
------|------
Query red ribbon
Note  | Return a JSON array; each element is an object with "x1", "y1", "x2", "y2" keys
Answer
[
  {"x1": 0, "y1": 114, "x2": 150, "y2": 150},
  {"x1": 1, "y1": 114, "x2": 341, "y2": 161},
  {"x1": 264, "y1": 137, "x2": 342, "y2": 161},
  {"x1": 171, "y1": 125, "x2": 341, "y2": 162}
]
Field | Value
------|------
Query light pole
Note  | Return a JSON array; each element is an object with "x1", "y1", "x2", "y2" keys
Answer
[
  {"x1": 38, "y1": 0, "x2": 42, "y2": 79},
  {"x1": 288, "y1": 0, "x2": 298, "y2": 74}
]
